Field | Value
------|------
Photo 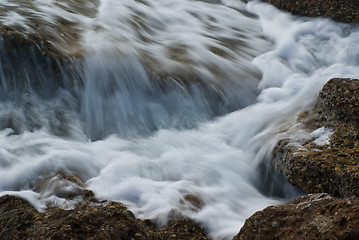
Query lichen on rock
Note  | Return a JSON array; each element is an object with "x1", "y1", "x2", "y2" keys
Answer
[
  {"x1": 0, "y1": 170, "x2": 209, "y2": 240},
  {"x1": 272, "y1": 78, "x2": 359, "y2": 197},
  {"x1": 234, "y1": 193, "x2": 359, "y2": 240},
  {"x1": 0, "y1": 194, "x2": 209, "y2": 240},
  {"x1": 262, "y1": 0, "x2": 359, "y2": 23}
]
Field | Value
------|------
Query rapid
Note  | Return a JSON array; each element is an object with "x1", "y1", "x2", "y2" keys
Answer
[{"x1": 0, "y1": 0, "x2": 359, "y2": 239}]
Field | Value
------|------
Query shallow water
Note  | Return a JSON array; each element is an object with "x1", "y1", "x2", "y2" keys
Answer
[{"x1": 0, "y1": 0, "x2": 359, "y2": 239}]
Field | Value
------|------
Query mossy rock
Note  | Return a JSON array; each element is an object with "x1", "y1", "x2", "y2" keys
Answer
[
  {"x1": 262, "y1": 0, "x2": 359, "y2": 23},
  {"x1": 234, "y1": 193, "x2": 359, "y2": 240},
  {"x1": 0, "y1": 195, "x2": 209, "y2": 240},
  {"x1": 272, "y1": 78, "x2": 359, "y2": 197}
]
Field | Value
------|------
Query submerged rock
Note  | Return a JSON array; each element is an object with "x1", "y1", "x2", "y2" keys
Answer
[
  {"x1": 262, "y1": 0, "x2": 359, "y2": 23},
  {"x1": 234, "y1": 193, "x2": 359, "y2": 240},
  {"x1": 0, "y1": 194, "x2": 208, "y2": 240},
  {"x1": 0, "y1": 25, "x2": 82, "y2": 136},
  {"x1": 0, "y1": 25, "x2": 81, "y2": 96},
  {"x1": 272, "y1": 78, "x2": 359, "y2": 197}
]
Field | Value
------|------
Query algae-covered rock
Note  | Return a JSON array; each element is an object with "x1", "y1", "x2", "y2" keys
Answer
[
  {"x1": 272, "y1": 78, "x2": 359, "y2": 197},
  {"x1": 234, "y1": 193, "x2": 359, "y2": 240},
  {"x1": 0, "y1": 194, "x2": 208, "y2": 240},
  {"x1": 262, "y1": 0, "x2": 359, "y2": 23},
  {"x1": 0, "y1": 172, "x2": 208, "y2": 239},
  {"x1": 317, "y1": 78, "x2": 359, "y2": 125},
  {"x1": 0, "y1": 195, "x2": 38, "y2": 239}
]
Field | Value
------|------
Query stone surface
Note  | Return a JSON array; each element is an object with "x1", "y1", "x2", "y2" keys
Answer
[
  {"x1": 272, "y1": 78, "x2": 359, "y2": 197},
  {"x1": 0, "y1": 172, "x2": 208, "y2": 239},
  {"x1": 262, "y1": 0, "x2": 359, "y2": 23},
  {"x1": 317, "y1": 78, "x2": 359, "y2": 125},
  {"x1": 234, "y1": 193, "x2": 359, "y2": 240},
  {"x1": 0, "y1": 26, "x2": 82, "y2": 135},
  {"x1": 0, "y1": 25, "x2": 80, "y2": 94},
  {"x1": 0, "y1": 195, "x2": 208, "y2": 240}
]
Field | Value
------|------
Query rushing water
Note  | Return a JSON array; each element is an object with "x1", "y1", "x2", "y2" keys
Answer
[{"x1": 1, "y1": 0, "x2": 359, "y2": 239}]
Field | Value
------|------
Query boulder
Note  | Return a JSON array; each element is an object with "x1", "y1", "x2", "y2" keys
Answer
[
  {"x1": 234, "y1": 193, "x2": 359, "y2": 240},
  {"x1": 0, "y1": 172, "x2": 208, "y2": 239},
  {"x1": 0, "y1": 26, "x2": 81, "y2": 97},
  {"x1": 262, "y1": 0, "x2": 359, "y2": 23},
  {"x1": 272, "y1": 78, "x2": 359, "y2": 197},
  {"x1": 0, "y1": 194, "x2": 208, "y2": 240}
]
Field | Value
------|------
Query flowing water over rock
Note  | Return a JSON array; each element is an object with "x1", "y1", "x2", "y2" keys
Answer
[{"x1": 0, "y1": 1, "x2": 359, "y2": 239}]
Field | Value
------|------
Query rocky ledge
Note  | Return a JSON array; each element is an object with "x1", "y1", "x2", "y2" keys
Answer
[
  {"x1": 262, "y1": 0, "x2": 359, "y2": 23},
  {"x1": 234, "y1": 193, "x2": 359, "y2": 240},
  {"x1": 0, "y1": 194, "x2": 208, "y2": 240},
  {"x1": 272, "y1": 78, "x2": 359, "y2": 197},
  {"x1": 0, "y1": 172, "x2": 208, "y2": 240},
  {"x1": 234, "y1": 78, "x2": 359, "y2": 239},
  {"x1": 0, "y1": 26, "x2": 80, "y2": 94}
]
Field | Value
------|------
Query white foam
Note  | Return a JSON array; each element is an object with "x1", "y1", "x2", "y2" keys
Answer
[
  {"x1": 312, "y1": 127, "x2": 333, "y2": 146},
  {"x1": 1, "y1": 0, "x2": 269, "y2": 85},
  {"x1": 79, "y1": 0, "x2": 271, "y2": 99}
]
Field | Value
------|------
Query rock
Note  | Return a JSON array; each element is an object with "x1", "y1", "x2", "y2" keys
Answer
[
  {"x1": 0, "y1": 25, "x2": 83, "y2": 135},
  {"x1": 0, "y1": 25, "x2": 81, "y2": 103},
  {"x1": 272, "y1": 78, "x2": 359, "y2": 197},
  {"x1": 261, "y1": 0, "x2": 359, "y2": 23},
  {"x1": 0, "y1": 195, "x2": 38, "y2": 240},
  {"x1": 34, "y1": 172, "x2": 98, "y2": 206},
  {"x1": 0, "y1": 195, "x2": 209, "y2": 240},
  {"x1": 234, "y1": 193, "x2": 359, "y2": 240},
  {"x1": 0, "y1": 0, "x2": 99, "y2": 56},
  {"x1": 316, "y1": 78, "x2": 359, "y2": 125},
  {"x1": 0, "y1": 173, "x2": 209, "y2": 239}
]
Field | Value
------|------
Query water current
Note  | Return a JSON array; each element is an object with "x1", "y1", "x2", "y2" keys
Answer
[{"x1": 0, "y1": 0, "x2": 359, "y2": 239}]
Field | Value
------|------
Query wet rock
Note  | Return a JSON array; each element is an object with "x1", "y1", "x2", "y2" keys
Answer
[
  {"x1": 0, "y1": 0, "x2": 99, "y2": 56},
  {"x1": 34, "y1": 172, "x2": 98, "y2": 206},
  {"x1": 262, "y1": 0, "x2": 359, "y2": 23},
  {"x1": 0, "y1": 25, "x2": 82, "y2": 135},
  {"x1": 0, "y1": 25, "x2": 80, "y2": 93},
  {"x1": 234, "y1": 193, "x2": 359, "y2": 240},
  {"x1": 1, "y1": 26, "x2": 60, "y2": 57},
  {"x1": 0, "y1": 195, "x2": 38, "y2": 240},
  {"x1": 272, "y1": 78, "x2": 359, "y2": 197},
  {"x1": 0, "y1": 194, "x2": 209, "y2": 240},
  {"x1": 0, "y1": 173, "x2": 208, "y2": 239},
  {"x1": 316, "y1": 78, "x2": 359, "y2": 125}
]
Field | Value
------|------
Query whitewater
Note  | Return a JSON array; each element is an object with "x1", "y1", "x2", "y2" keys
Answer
[{"x1": 0, "y1": 0, "x2": 359, "y2": 239}]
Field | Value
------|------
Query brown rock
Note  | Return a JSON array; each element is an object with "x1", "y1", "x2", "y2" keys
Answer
[
  {"x1": 262, "y1": 0, "x2": 359, "y2": 23},
  {"x1": 0, "y1": 195, "x2": 209, "y2": 240},
  {"x1": 272, "y1": 78, "x2": 359, "y2": 197},
  {"x1": 234, "y1": 193, "x2": 359, "y2": 240},
  {"x1": 317, "y1": 78, "x2": 359, "y2": 125}
]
